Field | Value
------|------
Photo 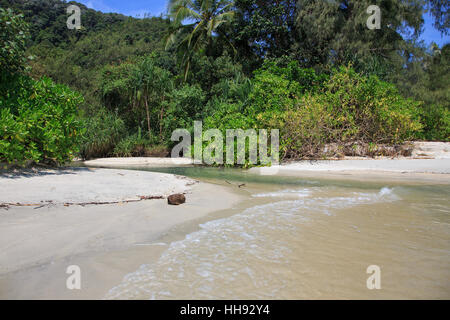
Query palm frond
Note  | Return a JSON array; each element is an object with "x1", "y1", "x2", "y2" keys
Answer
[{"x1": 166, "y1": 0, "x2": 237, "y2": 81}]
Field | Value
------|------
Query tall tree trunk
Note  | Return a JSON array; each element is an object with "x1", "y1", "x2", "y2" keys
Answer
[
  {"x1": 145, "y1": 98, "x2": 151, "y2": 135},
  {"x1": 159, "y1": 97, "x2": 165, "y2": 139}
]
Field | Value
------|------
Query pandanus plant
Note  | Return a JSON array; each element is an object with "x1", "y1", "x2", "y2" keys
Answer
[{"x1": 131, "y1": 56, "x2": 173, "y2": 138}]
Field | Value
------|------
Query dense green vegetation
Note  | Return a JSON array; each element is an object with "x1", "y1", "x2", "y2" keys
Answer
[
  {"x1": 0, "y1": 0, "x2": 448, "y2": 166},
  {"x1": 0, "y1": 7, "x2": 82, "y2": 165}
]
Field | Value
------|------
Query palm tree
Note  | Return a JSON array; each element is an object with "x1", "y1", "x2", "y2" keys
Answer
[{"x1": 166, "y1": 0, "x2": 236, "y2": 81}]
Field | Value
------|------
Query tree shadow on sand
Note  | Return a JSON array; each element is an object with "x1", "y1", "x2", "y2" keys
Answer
[{"x1": 0, "y1": 167, "x2": 94, "y2": 179}]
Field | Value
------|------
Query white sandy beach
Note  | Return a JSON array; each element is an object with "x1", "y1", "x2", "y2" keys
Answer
[
  {"x1": 83, "y1": 157, "x2": 195, "y2": 168},
  {"x1": 0, "y1": 168, "x2": 196, "y2": 205},
  {"x1": 0, "y1": 168, "x2": 243, "y2": 299},
  {"x1": 250, "y1": 158, "x2": 450, "y2": 176},
  {"x1": 250, "y1": 143, "x2": 450, "y2": 182}
]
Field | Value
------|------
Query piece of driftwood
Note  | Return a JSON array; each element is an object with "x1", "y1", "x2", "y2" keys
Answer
[{"x1": 0, "y1": 195, "x2": 165, "y2": 209}]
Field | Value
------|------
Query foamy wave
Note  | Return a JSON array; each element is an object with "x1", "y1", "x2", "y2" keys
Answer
[
  {"x1": 252, "y1": 188, "x2": 312, "y2": 198},
  {"x1": 104, "y1": 186, "x2": 401, "y2": 300},
  {"x1": 379, "y1": 187, "x2": 394, "y2": 197}
]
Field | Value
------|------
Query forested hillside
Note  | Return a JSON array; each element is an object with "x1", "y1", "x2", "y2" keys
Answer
[{"x1": 1, "y1": 0, "x2": 448, "y2": 165}]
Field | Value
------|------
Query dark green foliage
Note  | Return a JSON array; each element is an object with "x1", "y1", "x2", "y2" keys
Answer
[
  {"x1": 425, "y1": 44, "x2": 450, "y2": 108},
  {"x1": 0, "y1": 75, "x2": 83, "y2": 165},
  {"x1": 27, "y1": 15, "x2": 170, "y2": 111},
  {"x1": 0, "y1": 7, "x2": 29, "y2": 73},
  {"x1": 78, "y1": 108, "x2": 126, "y2": 160},
  {"x1": 112, "y1": 128, "x2": 170, "y2": 158},
  {"x1": 188, "y1": 53, "x2": 245, "y2": 92},
  {"x1": 205, "y1": 65, "x2": 424, "y2": 160},
  {"x1": 100, "y1": 54, "x2": 173, "y2": 137},
  {"x1": 416, "y1": 105, "x2": 449, "y2": 141},
  {"x1": 0, "y1": 0, "x2": 126, "y2": 46},
  {"x1": 1, "y1": 0, "x2": 447, "y2": 165},
  {"x1": 233, "y1": 0, "x2": 298, "y2": 58},
  {"x1": 164, "y1": 84, "x2": 206, "y2": 138},
  {"x1": 166, "y1": 0, "x2": 236, "y2": 80},
  {"x1": 295, "y1": 0, "x2": 424, "y2": 69}
]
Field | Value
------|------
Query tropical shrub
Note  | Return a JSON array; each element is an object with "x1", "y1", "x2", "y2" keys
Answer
[
  {"x1": 0, "y1": 75, "x2": 83, "y2": 165},
  {"x1": 113, "y1": 129, "x2": 169, "y2": 157},
  {"x1": 113, "y1": 132, "x2": 148, "y2": 157},
  {"x1": 246, "y1": 60, "x2": 327, "y2": 115},
  {"x1": 205, "y1": 65, "x2": 423, "y2": 162},
  {"x1": 277, "y1": 66, "x2": 423, "y2": 159},
  {"x1": 163, "y1": 84, "x2": 206, "y2": 139},
  {"x1": 78, "y1": 108, "x2": 126, "y2": 160},
  {"x1": 415, "y1": 104, "x2": 450, "y2": 141}
]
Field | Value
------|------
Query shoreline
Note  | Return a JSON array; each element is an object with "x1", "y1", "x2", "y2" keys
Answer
[
  {"x1": 249, "y1": 158, "x2": 450, "y2": 184},
  {"x1": 80, "y1": 156, "x2": 450, "y2": 184},
  {"x1": 1, "y1": 152, "x2": 448, "y2": 299},
  {"x1": 0, "y1": 167, "x2": 197, "y2": 206},
  {"x1": 0, "y1": 169, "x2": 244, "y2": 299},
  {"x1": 80, "y1": 142, "x2": 450, "y2": 179}
]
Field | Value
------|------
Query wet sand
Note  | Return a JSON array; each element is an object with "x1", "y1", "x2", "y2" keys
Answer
[{"x1": 0, "y1": 170, "x2": 244, "y2": 299}]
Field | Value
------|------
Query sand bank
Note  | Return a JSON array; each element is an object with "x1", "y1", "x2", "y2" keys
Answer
[
  {"x1": 249, "y1": 158, "x2": 450, "y2": 184},
  {"x1": 251, "y1": 158, "x2": 450, "y2": 174},
  {"x1": 250, "y1": 142, "x2": 450, "y2": 179},
  {"x1": 83, "y1": 157, "x2": 194, "y2": 168},
  {"x1": 0, "y1": 168, "x2": 243, "y2": 299},
  {"x1": 0, "y1": 168, "x2": 197, "y2": 206},
  {"x1": 82, "y1": 142, "x2": 450, "y2": 174}
]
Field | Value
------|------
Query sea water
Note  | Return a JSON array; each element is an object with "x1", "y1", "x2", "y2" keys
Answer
[{"x1": 103, "y1": 167, "x2": 450, "y2": 299}]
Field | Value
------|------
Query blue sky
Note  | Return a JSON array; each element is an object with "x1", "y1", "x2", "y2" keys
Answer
[{"x1": 76, "y1": 0, "x2": 449, "y2": 47}]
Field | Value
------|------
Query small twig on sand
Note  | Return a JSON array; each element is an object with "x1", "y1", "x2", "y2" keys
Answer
[{"x1": 139, "y1": 195, "x2": 164, "y2": 200}]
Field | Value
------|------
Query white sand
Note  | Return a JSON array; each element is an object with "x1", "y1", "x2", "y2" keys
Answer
[
  {"x1": 0, "y1": 168, "x2": 195, "y2": 205},
  {"x1": 249, "y1": 142, "x2": 450, "y2": 177},
  {"x1": 83, "y1": 157, "x2": 195, "y2": 168},
  {"x1": 0, "y1": 169, "x2": 243, "y2": 299},
  {"x1": 411, "y1": 141, "x2": 450, "y2": 159},
  {"x1": 251, "y1": 158, "x2": 450, "y2": 175}
]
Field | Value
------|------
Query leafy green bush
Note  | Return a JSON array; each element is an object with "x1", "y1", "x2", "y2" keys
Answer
[
  {"x1": 205, "y1": 65, "x2": 424, "y2": 162},
  {"x1": 415, "y1": 104, "x2": 450, "y2": 141},
  {"x1": 0, "y1": 75, "x2": 83, "y2": 165},
  {"x1": 246, "y1": 60, "x2": 328, "y2": 115},
  {"x1": 163, "y1": 84, "x2": 206, "y2": 139},
  {"x1": 113, "y1": 128, "x2": 169, "y2": 157},
  {"x1": 276, "y1": 66, "x2": 423, "y2": 159},
  {"x1": 78, "y1": 108, "x2": 126, "y2": 160},
  {"x1": 113, "y1": 131, "x2": 149, "y2": 157}
]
